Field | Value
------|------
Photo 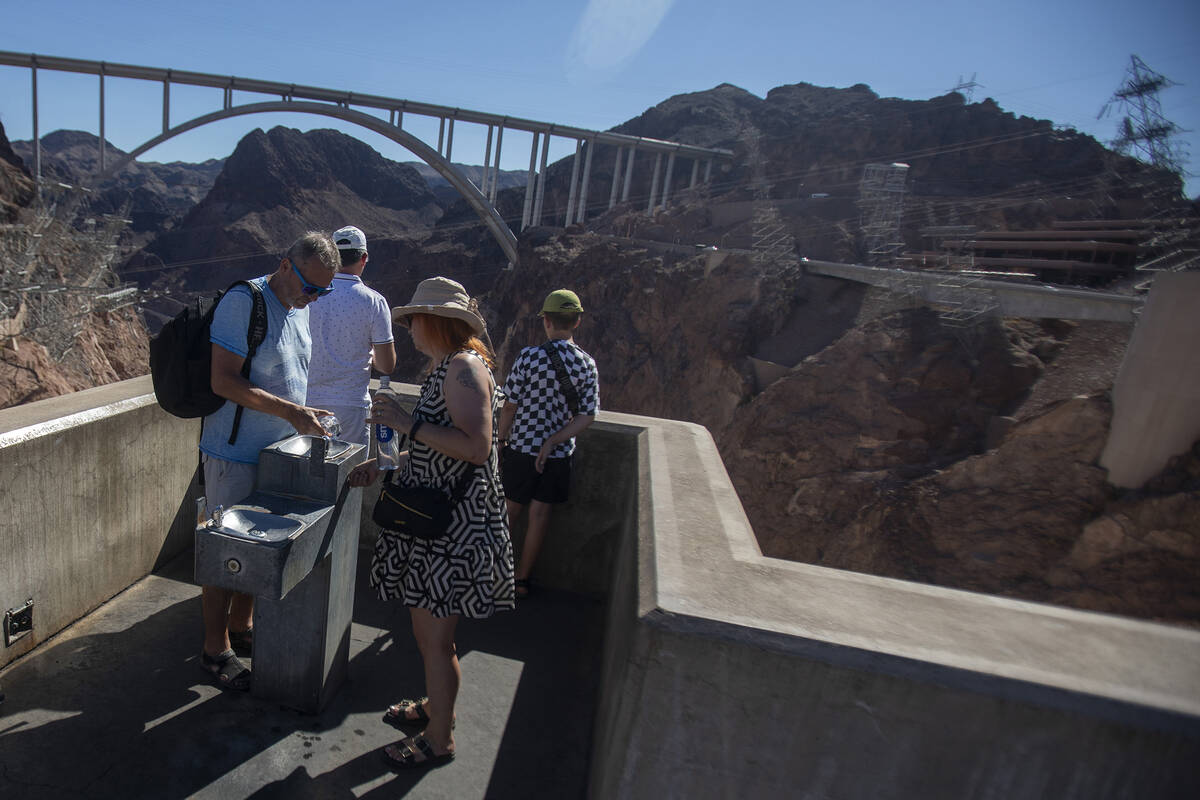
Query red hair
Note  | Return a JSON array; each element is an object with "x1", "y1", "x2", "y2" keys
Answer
[{"x1": 413, "y1": 313, "x2": 495, "y2": 370}]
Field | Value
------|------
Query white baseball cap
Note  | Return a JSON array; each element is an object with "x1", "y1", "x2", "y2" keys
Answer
[{"x1": 332, "y1": 225, "x2": 367, "y2": 251}]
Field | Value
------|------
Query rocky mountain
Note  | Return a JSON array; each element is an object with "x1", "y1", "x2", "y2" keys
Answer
[
  {"x1": 440, "y1": 82, "x2": 1188, "y2": 268},
  {"x1": 121, "y1": 126, "x2": 443, "y2": 327},
  {"x1": 11, "y1": 130, "x2": 224, "y2": 248}
]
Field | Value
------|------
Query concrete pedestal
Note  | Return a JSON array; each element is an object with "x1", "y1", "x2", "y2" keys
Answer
[{"x1": 195, "y1": 436, "x2": 365, "y2": 713}]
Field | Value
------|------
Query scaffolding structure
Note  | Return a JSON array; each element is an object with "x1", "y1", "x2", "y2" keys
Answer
[
  {"x1": 743, "y1": 129, "x2": 798, "y2": 269},
  {"x1": 858, "y1": 162, "x2": 909, "y2": 265},
  {"x1": 0, "y1": 181, "x2": 131, "y2": 357}
]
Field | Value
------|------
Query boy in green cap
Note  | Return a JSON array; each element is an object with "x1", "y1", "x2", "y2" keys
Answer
[{"x1": 498, "y1": 289, "x2": 600, "y2": 598}]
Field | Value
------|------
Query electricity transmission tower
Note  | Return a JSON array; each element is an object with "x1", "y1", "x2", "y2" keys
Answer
[
  {"x1": 949, "y1": 73, "x2": 981, "y2": 103},
  {"x1": 1100, "y1": 55, "x2": 1186, "y2": 176}
]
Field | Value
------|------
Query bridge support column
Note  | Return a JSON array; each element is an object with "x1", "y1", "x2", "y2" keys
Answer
[
  {"x1": 30, "y1": 61, "x2": 39, "y2": 191},
  {"x1": 533, "y1": 132, "x2": 550, "y2": 227},
  {"x1": 609, "y1": 147, "x2": 623, "y2": 210},
  {"x1": 647, "y1": 152, "x2": 663, "y2": 215},
  {"x1": 576, "y1": 138, "x2": 595, "y2": 223},
  {"x1": 690, "y1": 158, "x2": 699, "y2": 190},
  {"x1": 661, "y1": 151, "x2": 676, "y2": 209},
  {"x1": 565, "y1": 138, "x2": 582, "y2": 225},
  {"x1": 162, "y1": 76, "x2": 170, "y2": 134},
  {"x1": 522, "y1": 132, "x2": 539, "y2": 230},
  {"x1": 489, "y1": 125, "x2": 504, "y2": 202},
  {"x1": 98, "y1": 70, "x2": 105, "y2": 174},
  {"x1": 482, "y1": 125, "x2": 493, "y2": 196},
  {"x1": 622, "y1": 147, "x2": 635, "y2": 203}
]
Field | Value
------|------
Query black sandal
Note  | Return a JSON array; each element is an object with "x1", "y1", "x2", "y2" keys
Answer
[
  {"x1": 383, "y1": 697, "x2": 455, "y2": 730},
  {"x1": 201, "y1": 649, "x2": 251, "y2": 692},
  {"x1": 381, "y1": 734, "x2": 455, "y2": 771},
  {"x1": 514, "y1": 578, "x2": 532, "y2": 599}
]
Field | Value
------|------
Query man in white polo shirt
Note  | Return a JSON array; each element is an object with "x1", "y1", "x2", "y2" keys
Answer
[{"x1": 306, "y1": 225, "x2": 396, "y2": 445}]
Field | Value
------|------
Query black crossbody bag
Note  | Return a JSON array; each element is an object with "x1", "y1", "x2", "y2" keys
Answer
[
  {"x1": 541, "y1": 341, "x2": 581, "y2": 415},
  {"x1": 372, "y1": 458, "x2": 479, "y2": 541}
]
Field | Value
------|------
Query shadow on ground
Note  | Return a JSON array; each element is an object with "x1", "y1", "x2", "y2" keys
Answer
[{"x1": 0, "y1": 549, "x2": 604, "y2": 799}]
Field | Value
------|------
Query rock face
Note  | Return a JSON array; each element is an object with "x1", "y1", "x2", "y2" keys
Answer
[
  {"x1": 0, "y1": 120, "x2": 35, "y2": 223},
  {"x1": 0, "y1": 309, "x2": 149, "y2": 408}
]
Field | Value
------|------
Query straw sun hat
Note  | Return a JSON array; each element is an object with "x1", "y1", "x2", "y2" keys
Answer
[{"x1": 391, "y1": 276, "x2": 486, "y2": 334}]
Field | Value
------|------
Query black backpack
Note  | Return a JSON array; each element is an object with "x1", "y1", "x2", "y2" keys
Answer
[{"x1": 149, "y1": 280, "x2": 267, "y2": 445}]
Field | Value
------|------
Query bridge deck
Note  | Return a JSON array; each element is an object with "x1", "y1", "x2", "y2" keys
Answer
[{"x1": 0, "y1": 549, "x2": 603, "y2": 799}]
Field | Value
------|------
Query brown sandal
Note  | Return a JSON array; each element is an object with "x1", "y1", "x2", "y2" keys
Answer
[
  {"x1": 383, "y1": 697, "x2": 455, "y2": 730},
  {"x1": 381, "y1": 734, "x2": 454, "y2": 771}
]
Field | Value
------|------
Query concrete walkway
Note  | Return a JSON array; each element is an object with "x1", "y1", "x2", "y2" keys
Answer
[{"x1": 0, "y1": 551, "x2": 603, "y2": 799}]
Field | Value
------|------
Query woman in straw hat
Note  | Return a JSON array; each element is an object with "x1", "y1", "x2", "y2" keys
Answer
[{"x1": 348, "y1": 276, "x2": 514, "y2": 771}]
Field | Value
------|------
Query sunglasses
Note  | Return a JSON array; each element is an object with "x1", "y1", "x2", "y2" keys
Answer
[{"x1": 289, "y1": 259, "x2": 334, "y2": 297}]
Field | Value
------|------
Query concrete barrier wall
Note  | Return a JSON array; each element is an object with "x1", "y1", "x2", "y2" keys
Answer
[
  {"x1": 1101, "y1": 272, "x2": 1200, "y2": 488},
  {"x1": 0, "y1": 376, "x2": 198, "y2": 669},
  {"x1": 588, "y1": 412, "x2": 1200, "y2": 799}
]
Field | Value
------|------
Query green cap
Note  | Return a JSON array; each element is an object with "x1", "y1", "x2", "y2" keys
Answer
[{"x1": 540, "y1": 289, "x2": 584, "y2": 315}]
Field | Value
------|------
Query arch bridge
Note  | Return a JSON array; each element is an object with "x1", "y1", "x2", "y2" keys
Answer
[{"x1": 0, "y1": 51, "x2": 734, "y2": 267}]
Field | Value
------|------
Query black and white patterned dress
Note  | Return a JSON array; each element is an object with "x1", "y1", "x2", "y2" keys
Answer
[{"x1": 369, "y1": 350, "x2": 515, "y2": 618}]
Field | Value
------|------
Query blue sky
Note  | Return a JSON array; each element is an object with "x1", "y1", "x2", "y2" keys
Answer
[{"x1": 1, "y1": 0, "x2": 1197, "y2": 195}]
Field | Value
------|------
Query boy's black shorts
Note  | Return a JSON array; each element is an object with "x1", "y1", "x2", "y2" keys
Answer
[{"x1": 501, "y1": 449, "x2": 572, "y2": 505}]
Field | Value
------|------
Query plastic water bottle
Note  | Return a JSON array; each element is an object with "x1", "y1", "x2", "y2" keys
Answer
[{"x1": 375, "y1": 376, "x2": 400, "y2": 471}]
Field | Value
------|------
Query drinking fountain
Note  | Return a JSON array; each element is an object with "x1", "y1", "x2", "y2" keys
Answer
[{"x1": 195, "y1": 434, "x2": 365, "y2": 712}]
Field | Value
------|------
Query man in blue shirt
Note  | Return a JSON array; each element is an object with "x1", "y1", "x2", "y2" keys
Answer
[{"x1": 199, "y1": 231, "x2": 340, "y2": 691}]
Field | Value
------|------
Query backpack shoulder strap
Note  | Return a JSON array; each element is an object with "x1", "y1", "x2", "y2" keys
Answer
[
  {"x1": 226, "y1": 279, "x2": 270, "y2": 445},
  {"x1": 540, "y1": 341, "x2": 581, "y2": 416},
  {"x1": 241, "y1": 280, "x2": 268, "y2": 360}
]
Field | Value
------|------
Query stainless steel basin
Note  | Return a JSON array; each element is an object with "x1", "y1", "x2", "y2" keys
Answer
[
  {"x1": 276, "y1": 435, "x2": 352, "y2": 460},
  {"x1": 215, "y1": 508, "x2": 303, "y2": 542}
]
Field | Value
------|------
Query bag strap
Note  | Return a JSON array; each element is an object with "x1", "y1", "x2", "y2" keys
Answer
[
  {"x1": 383, "y1": 430, "x2": 480, "y2": 507},
  {"x1": 227, "y1": 280, "x2": 268, "y2": 445},
  {"x1": 540, "y1": 341, "x2": 581, "y2": 416}
]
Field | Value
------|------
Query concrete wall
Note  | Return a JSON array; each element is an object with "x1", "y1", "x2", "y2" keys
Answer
[
  {"x1": 1101, "y1": 272, "x2": 1200, "y2": 488},
  {"x1": 0, "y1": 376, "x2": 198, "y2": 669},
  {"x1": 587, "y1": 412, "x2": 1200, "y2": 799}
]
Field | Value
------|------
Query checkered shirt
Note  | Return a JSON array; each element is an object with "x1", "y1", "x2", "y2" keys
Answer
[{"x1": 502, "y1": 339, "x2": 599, "y2": 458}]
